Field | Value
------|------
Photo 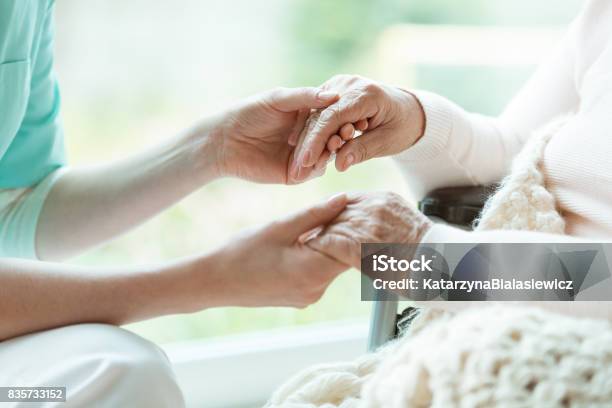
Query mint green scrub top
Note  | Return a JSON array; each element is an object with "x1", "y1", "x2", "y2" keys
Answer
[{"x1": 0, "y1": 0, "x2": 66, "y2": 258}]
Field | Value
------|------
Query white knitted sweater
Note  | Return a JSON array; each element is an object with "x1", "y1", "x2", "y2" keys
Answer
[{"x1": 395, "y1": 0, "x2": 612, "y2": 241}]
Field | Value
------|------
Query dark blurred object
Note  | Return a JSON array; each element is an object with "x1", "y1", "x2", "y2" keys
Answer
[{"x1": 418, "y1": 185, "x2": 498, "y2": 228}]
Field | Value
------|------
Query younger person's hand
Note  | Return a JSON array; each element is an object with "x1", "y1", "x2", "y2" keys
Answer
[
  {"x1": 213, "y1": 87, "x2": 339, "y2": 185},
  {"x1": 202, "y1": 194, "x2": 352, "y2": 308}
]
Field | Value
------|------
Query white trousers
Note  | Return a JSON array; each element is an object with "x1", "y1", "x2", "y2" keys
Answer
[{"x1": 0, "y1": 324, "x2": 185, "y2": 408}]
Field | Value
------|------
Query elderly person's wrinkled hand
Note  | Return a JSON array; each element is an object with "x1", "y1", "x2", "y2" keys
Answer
[
  {"x1": 305, "y1": 192, "x2": 433, "y2": 269},
  {"x1": 289, "y1": 75, "x2": 426, "y2": 182}
]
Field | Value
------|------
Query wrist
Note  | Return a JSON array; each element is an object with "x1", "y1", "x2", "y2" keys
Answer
[
  {"x1": 187, "y1": 111, "x2": 230, "y2": 183},
  {"x1": 170, "y1": 242, "x2": 255, "y2": 312},
  {"x1": 153, "y1": 251, "x2": 225, "y2": 314},
  {"x1": 397, "y1": 88, "x2": 426, "y2": 147},
  {"x1": 115, "y1": 252, "x2": 219, "y2": 318},
  {"x1": 414, "y1": 216, "x2": 434, "y2": 244}
]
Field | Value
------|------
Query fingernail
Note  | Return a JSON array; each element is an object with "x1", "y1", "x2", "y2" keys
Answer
[
  {"x1": 301, "y1": 149, "x2": 312, "y2": 166},
  {"x1": 327, "y1": 193, "x2": 347, "y2": 209},
  {"x1": 344, "y1": 153, "x2": 355, "y2": 170},
  {"x1": 296, "y1": 165, "x2": 303, "y2": 181},
  {"x1": 290, "y1": 162, "x2": 299, "y2": 180},
  {"x1": 317, "y1": 90, "x2": 338, "y2": 101},
  {"x1": 299, "y1": 226, "x2": 323, "y2": 244}
]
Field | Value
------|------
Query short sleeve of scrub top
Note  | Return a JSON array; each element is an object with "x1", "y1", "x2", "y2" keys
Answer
[{"x1": 0, "y1": 0, "x2": 67, "y2": 259}]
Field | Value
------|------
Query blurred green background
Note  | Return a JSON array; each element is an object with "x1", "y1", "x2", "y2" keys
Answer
[{"x1": 53, "y1": 0, "x2": 581, "y2": 344}]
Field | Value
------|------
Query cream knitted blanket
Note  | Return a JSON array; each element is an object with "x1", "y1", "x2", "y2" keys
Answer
[{"x1": 264, "y1": 118, "x2": 611, "y2": 407}]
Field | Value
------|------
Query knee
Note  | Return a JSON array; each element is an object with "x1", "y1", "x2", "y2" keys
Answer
[{"x1": 59, "y1": 324, "x2": 184, "y2": 408}]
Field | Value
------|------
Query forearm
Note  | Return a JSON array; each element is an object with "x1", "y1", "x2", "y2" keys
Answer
[
  {"x1": 393, "y1": 91, "x2": 525, "y2": 199},
  {"x1": 0, "y1": 259, "x2": 186, "y2": 341},
  {"x1": 0, "y1": 255, "x2": 210, "y2": 341},
  {"x1": 36, "y1": 113, "x2": 225, "y2": 260}
]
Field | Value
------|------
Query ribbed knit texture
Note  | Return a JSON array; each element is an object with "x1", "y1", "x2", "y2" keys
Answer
[{"x1": 393, "y1": 91, "x2": 453, "y2": 162}]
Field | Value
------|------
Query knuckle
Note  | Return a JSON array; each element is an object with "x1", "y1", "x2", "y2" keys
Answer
[
  {"x1": 266, "y1": 87, "x2": 290, "y2": 105},
  {"x1": 352, "y1": 139, "x2": 368, "y2": 162},
  {"x1": 373, "y1": 205, "x2": 388, "y2": 219},
  {"x1": 320, "y1": 105, "x2": 341, "y2": 124},
  {"x1": 338, "y1": 95, "x2": 361, "y2": 116},
  {"x1": 348, "y1": 74, "x2": 364, "y2": 83},
  {"x1": 370, "y1": 223, "x2": 387, "y2": 239},
  {"x1": 363, "y1": 81, "x2": 382, "y2": 95},
  {"x1": 338, "y1": 74, "x2": 359, "y2": 85},
  {"x1": 384, "y1": 191, "x2": 402, "y2": 203}
]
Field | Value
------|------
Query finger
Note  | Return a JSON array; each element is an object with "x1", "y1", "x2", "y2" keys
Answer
[
  {"x1": 334, "y1": 128, "x2": 389, "y2": 172},
  {"x1": 289, "y1": 111, "x2": 322, "y2": 181},
  {"x1": 294, "y1": 163, "x2": 309, "y2": 182},
  {"x1": 301, "y1": 163, "x2": 327, "y2": 183},
  {"x1": 289, "y1": 109, "x2": 310, "y2": 146},
  {"x1": 295, "y1": 162, "x2": 316, "y2": 182},
  {"x1": 297, "y1": 96, "x2": 375, "y2": 167},
  {"x1": 355, "y1": 119, "x2": 369, "y2": 132},
  {"x1": 298, "y1": 226, "x2": 323, "y2": 245},
  {"x1": 326, "y1": 135, "x2": 344, "y2": 153},
  {"x1": 291, "y1": 149, "x2": 328, "y2": 183},
  {"x1": 266, "y1": 87, "x2": 339, "y2": 113},
  {"x1": 314, "y1": 150, "x2": 331, "y2": 172},
  {"x1": 272, "y1": 193, "x2": 348, "y2": 239},
  {"x1": 307, "y1": 234, "x2": 361, "y2": 269},
  {"x1": 339, "y1": 123, "x2": 355, "y2": 141}
]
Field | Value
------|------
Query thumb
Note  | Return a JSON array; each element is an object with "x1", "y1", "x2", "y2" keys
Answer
[
  {"x1": 272, "y1": 193, "x2": 347, "y2": 240},
  {"x1": 266, "y1": 87, "x2": 339, "y2": 113},
  {"x1": 334, "y1": 128, "x2": 391, "y2": 172}
]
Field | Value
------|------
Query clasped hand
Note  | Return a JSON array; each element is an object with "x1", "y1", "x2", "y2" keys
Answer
[{"x1": 202, "y1": 80, "x2": 431, "y2": 309}]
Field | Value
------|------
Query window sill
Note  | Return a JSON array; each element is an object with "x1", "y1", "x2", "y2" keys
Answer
[{"x1": 163, "y1": 320, "x2": 368, "y2": 408}]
